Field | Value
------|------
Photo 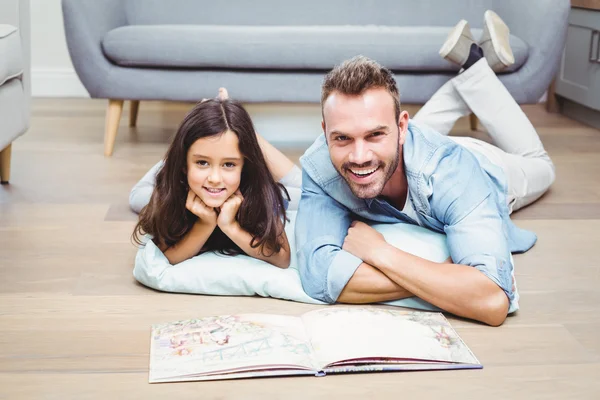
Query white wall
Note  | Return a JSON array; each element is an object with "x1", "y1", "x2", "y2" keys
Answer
[{"x1": 30, "y1": 0, "x2": 88, "y2": 97}]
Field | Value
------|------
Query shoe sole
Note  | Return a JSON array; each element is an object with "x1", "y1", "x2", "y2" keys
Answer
[
  {"x1": 483, "y1": 10, "x2": 515, "y2": 66},
  {"x1": 439, "y1": 19, "x2": 473, "y2": 63}
]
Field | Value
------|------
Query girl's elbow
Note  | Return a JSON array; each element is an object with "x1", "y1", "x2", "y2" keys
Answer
[
  {"x1": 276, "y1": 252, "x2": 291, "y2": 269},
  {"x1": 482, "y1": 289, "x2": 509, "y2": 327}
]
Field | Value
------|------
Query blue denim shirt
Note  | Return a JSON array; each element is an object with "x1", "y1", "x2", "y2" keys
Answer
[{"x1": 295, "y1": 121, "x2": 536, "y2": 314}]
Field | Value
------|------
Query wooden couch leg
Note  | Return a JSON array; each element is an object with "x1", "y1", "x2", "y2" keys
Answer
[
  {"x1": 469, "y1": 113, "x2": 478, "y2": 131},
  {"x1": 105, "y1": 99, "x2": 124, "y2": 156},
  {"x1": 0, "y1": 143, "x2": 12, "y2": 184},
  {"x1": 546, "y1": 79, "x2": 560, "y2": 113},
  {"x1": 129, "y1": 100, "x2": 140, "y2": 127}
]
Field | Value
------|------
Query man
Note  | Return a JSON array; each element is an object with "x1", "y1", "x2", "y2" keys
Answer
[{"x1": 295, "y1": 11, "x2": 555, "y2": 326}]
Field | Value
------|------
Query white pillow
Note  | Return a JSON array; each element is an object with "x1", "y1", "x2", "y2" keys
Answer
[{"x1": 133, "y1": 212, "x2": 449, "y2": 311}]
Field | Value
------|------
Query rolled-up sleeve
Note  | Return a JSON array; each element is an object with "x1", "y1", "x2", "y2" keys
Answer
[
  {"x1": 295, "y1": 170, "x2": 362, "y2": 303},
  {"x1": 429, "y1": 147, "x2": 516, "y2": 310},
  {"x1": 443, "y1": 194, "x2": 515, "y2": 302}
]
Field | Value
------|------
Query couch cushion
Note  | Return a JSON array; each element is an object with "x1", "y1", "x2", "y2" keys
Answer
[
  {"x1": 0, "y1": 24, "x2": 24, "y2": 86},
  {"x1": 102, "y1": 25, "x2": 528, "y2": 72}
]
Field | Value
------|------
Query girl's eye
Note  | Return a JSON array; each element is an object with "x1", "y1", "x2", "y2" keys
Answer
[
  {"x1": 224, "y1": 162, "x2": 236, "y2": 168},
  {"x1": 196, "y1": 160, "x2": 208, "y2": 166}
]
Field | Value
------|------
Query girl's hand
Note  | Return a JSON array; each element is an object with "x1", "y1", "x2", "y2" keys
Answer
[
  {"x1": 217, "y1": 190, "x2": 243, "y2": 230},
  {"x1": 185, "y1": 190, "x2": 217, "y2": 226}
]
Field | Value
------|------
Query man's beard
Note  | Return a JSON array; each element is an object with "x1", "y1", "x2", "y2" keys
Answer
[{"x1": 339, "y1": 141, "x2": 400, "y2": 199}]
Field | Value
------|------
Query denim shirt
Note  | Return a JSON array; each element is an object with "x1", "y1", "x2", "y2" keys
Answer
[{"x1": 295, "y1": 121, "x2": 536, "y2": 314}]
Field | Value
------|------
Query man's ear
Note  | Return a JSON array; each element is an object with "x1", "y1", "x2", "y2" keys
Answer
[
  {"x1": 321, "y1": 120, "x2": 326, "y2": 134},
  {"x1": 398, "y1": 110, "x2": 410, "y2": 146}
]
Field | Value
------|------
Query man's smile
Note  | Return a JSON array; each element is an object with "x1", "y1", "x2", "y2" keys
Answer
[{"x1": 347, "y1": 165, "x2": 381, "y2": 183}]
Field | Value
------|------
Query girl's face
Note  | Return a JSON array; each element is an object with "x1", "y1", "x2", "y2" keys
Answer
[{"x1": 186, "y1": 130, "x2": 245, "y2": 208}]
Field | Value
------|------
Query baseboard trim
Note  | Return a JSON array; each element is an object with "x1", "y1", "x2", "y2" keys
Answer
[
  {"x1": 32, "y1": 68, "x2": 89, "y2": 98},
  {"x1": 561, "y1": 98, "x2": 600, "y2": 129}
]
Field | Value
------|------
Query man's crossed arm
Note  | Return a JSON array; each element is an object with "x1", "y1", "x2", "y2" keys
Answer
[
  {"x1": 295, "y1": 171, "x2": 511, "y2": 327},
  {"x1": 338, "y1": 221, "x2": 509, "y2": 326}
]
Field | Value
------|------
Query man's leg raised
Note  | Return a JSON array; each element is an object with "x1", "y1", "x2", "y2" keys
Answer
[
  {"x1": 412, "y1": 20, "x2": 474, "y2": 135},
  {"x1": 449, "y1": 15, "x2": 555, "y2": 211}
]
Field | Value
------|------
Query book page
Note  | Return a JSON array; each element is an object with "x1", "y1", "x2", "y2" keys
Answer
[
  {"x1": 300, "y1": 307, "x2": 479, "y2": 369},
  {"x1": 150, "y1": 314, "x2": 318, "y2": 382}
]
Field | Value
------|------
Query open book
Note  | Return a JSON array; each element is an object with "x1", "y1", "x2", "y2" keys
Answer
[{"x1": 149, "y1": 306, "x2": 481, "y2": 382}]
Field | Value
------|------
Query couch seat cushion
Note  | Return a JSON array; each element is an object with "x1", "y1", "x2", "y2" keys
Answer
[
  {"x1": 0, "y1": 24, "x2": 24, "y2": 86},
  {"x1": 102, "y1": 25, "x2": 528, "y2": 72}
]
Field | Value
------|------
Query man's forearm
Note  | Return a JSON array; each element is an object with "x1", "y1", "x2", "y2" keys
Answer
[
  {"x1": 338, "y1": 263, "x2": 413, "y2": 303},
  {"x1": 372, "y1": 246, "x2": 509, "y2": 326}
]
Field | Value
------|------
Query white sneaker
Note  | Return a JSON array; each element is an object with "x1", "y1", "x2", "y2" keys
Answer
[
  {"x1": 479, "y1": 10, "x2": 515, "y2": 72},
  {"x1": 439, "y1": 19, "x2": 476, "y2": 67}
]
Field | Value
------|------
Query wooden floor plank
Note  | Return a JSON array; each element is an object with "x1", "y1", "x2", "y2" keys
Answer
[
  {"x1": 0, "y1": 99, "x2": 599, "y2": 398},
  {"x1": 1, "y1": 364, "x2": 599, "y2": 400}
]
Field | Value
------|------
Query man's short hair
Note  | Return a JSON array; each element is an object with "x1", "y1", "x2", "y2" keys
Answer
[{"x1": 321, "y1": 55, "x2": 401, "y2": 122}]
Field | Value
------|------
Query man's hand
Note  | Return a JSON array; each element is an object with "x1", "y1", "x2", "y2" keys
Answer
[
  {"x1": 342, "y1": 221, "x2": 389, "y2": 265},
  {"x1": 217, "y1": 190, "x2": 244, "y2": 231},
  {"x1": 185, "y1": 190, "x2": 218, "y2": 227}
]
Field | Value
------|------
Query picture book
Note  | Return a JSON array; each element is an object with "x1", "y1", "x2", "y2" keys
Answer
[{"x1": 149, "y1": 306, "x2": 481, "y2": 382}]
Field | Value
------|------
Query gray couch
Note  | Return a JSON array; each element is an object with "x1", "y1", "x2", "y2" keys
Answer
[
  {"x1": 62, "y1": 0, "x2": 570, "y2": 156},
  {"x1": 0, "y1": 0, "x2": 30, "y2": 183}
]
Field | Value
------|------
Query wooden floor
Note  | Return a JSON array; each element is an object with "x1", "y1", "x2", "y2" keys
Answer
[{"x1": 1, "y1": 99, "x2": 599, "y2": 399}]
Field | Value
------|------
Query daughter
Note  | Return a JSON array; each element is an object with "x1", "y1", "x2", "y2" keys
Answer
[{"x1": 131, "y1": 90, "x2": 301, "y2": 268}]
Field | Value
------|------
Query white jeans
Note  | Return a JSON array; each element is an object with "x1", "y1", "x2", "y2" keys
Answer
[{"x1": 413, "y1": 59, "x2": 555, "y2": 213}]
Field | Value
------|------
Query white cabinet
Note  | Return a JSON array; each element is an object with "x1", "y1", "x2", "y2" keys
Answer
[
  {"x1": 556, "y1": 6, "x2": 600, "y2": 128},
  {"x1": 556, "y1": 8, "x2": 600, "y2": 109}
]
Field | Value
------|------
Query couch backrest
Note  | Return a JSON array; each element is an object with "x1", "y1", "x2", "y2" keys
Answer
[{"x1": 125, "y1": 0, "x2": 493, "y2": 27}]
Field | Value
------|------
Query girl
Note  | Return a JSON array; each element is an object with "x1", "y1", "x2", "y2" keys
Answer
[{"x1": 132, "y1": 90, "x2": 302, "y2": 268}]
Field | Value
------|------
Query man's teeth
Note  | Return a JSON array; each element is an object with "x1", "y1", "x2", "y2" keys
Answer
[{"x1": 350, "y1": 167, "x2": 378, "y2": 176}]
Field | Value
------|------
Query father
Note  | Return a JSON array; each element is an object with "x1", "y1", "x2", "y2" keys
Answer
[{"x1": 295, "y1": 15, "x2": 555, "y2": 326}]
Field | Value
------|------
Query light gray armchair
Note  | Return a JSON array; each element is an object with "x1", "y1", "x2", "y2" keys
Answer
[
  {"x1": 0, "y1": 0, "x2": 30, "y2": 183},
  {"x1": 62, "y1": 0, "x2": 570, "y2": 156}
]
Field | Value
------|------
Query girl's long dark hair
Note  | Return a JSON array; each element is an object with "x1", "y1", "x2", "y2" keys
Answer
[{"x1": 132, "y1": 99, "x2": 288, "y2": 257}]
